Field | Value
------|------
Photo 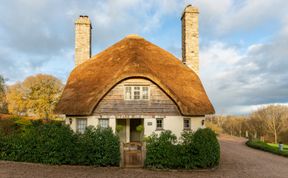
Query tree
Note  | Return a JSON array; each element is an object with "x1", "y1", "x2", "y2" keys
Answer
[
  {"x1": 252, "y1": 105, "x2": 288, "y2": 143},
  {"x1": 6, "y1": 83, "x2": 27, "y2": 115},
  {"x1": 6, "y1": 74, "x2": 63, "y2": 119},
  {"x1": 0, "y1": 75, "x2": 8, "y2": 113}
]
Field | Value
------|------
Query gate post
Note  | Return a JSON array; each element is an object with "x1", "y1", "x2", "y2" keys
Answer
[{"x1": 120, "y1": 142, "x2": 124, "y2": 167}]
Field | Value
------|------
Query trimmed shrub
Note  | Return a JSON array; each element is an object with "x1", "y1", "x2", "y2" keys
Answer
[
  {"x1": 145, "y1": 131, "x2": 182, "y2": 169},
  {"x1": 246, "y1": 140, "x2": 288, "y2": 157},
  {"x1": 192, "y1": 128, "x2": 220, "y2": 168},
  {"x1": 0, "y1": 121, "x2": 78, "y2": 164},
  {"x1": 0, "y1": 122, "x2": 120, "y2": 166},
  {"x1": 145, "y1": 128, "x2": 220, "y2": 169},
  {"x1": 76, "y1": 126, "x2": 120, "y2": 166}
]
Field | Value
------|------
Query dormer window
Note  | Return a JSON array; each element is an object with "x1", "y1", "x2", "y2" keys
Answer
[{"x1": 125, "y1": 86, "x2": 150, "y2": 100}]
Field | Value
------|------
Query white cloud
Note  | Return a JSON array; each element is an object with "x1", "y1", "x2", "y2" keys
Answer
[
  {"x1": 200, "y1": 28, "x2": 288, "y2": 114},
  {"x1": 1, "y1": 0, "x2": 288, "y2": 115},
  {"x1": 191, "y1": 0, "x2": 288, "y2": 36}
]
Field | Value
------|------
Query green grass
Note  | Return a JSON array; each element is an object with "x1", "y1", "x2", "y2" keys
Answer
[
  {"x1": 246, "y1": 140, "x2": 288, "y2": 158},
  {"x1": 267, "y1": 143, "x2": 288, "y2": 151}
]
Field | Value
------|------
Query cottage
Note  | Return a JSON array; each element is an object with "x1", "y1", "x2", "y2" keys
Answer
[{"x1": 55, "y1": 5, "x2": 214, "y2": 143}]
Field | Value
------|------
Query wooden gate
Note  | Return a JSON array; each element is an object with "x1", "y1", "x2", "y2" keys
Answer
[{"x1": 123, "y1": 142, "x2": 143, "y2": 167}]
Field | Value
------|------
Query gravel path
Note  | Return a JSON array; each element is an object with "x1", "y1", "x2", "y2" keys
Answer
[{"x1": 1, "y1": 135, "x2": 288, "y2": 178}]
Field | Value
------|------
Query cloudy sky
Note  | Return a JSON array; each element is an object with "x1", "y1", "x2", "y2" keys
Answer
[{"x1": 0, "y1": 0, "x2": 288, "y2": 115}]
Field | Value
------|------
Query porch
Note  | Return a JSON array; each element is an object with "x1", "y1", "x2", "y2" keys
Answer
[{"x1": 116, "y1": 118, "x2": 145, "y2": 168}]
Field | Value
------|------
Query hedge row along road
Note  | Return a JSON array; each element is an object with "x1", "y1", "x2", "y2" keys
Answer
[{"x1": 1, "y1": 134, "x2": 288, "y2": 178}]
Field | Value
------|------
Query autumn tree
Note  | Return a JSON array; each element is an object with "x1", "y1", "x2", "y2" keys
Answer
[
  {"x1": 0, "y1": 75, "x2": 8, "y2": 113},
  {"x1": 6, "y1": 74, "x2": 63, "y2": 119},
  {"x1": 252, "y1": 105, "x2": 288, "y2": 143},
  {"x1": 6, "y1": 83, "x2": 27, "y2": 115}
]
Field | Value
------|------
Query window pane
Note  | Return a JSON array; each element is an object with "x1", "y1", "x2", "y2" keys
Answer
[
  {"x1": 184, "y1": 119, "x2": 190, "y2": 129},
  {"x1": 125, "y1": 87, "x2": 132, "y2": 100},
  {"x1": 156, "y1": 118, "x2": 163, "y2": 129},
  {"x1": 99, "y1": 119, "x2": 109, "y2": 128},
  {"x1": 77, "y1": 118, "x2": 87, "y2": 134},
  {"x1": 134, "y1": 91, "x2": 140, "y2": 100},
  {"x1": 142, "y1": 86, "x2": 148, "y2": 99}
]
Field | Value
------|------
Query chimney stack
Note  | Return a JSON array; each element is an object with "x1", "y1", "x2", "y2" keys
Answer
[
  {"x1": 181, "y1": 5, "x2": 199, "y2": 75},
  {"x1": 75, "y1": 15, "x2": 92, "y2": 66}
]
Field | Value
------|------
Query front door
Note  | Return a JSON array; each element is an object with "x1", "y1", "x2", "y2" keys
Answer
[{"x1": 130, "y1": 119, "x2": 143, "y2": 142}]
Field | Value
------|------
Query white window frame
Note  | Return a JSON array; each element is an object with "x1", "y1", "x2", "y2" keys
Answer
[
  {"x1": 183, "y1": 118, "x2": 191, "y2": 130},
  {"x1": 99, "y1": 118, "x2": 109, "y2": 128},
  {"x1": 124, "y1": 86, "x2": 150, "y2": 100},
  {"x1": 76, "y1": 118, "x2": 87, "y2": 134},
  {"x1": 156, "y1": 118, "x2": 164, "y2": 130}
]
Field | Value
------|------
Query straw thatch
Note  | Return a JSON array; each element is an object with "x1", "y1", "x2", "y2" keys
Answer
[{"x1": 55, "y1": 35, "x2": 215, "y2": 116}]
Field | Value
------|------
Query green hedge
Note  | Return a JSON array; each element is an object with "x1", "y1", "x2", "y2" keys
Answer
[
  {"x1": 246, "y1": 140, "x2": 288, "y2": 157},
  {"x1": 0, "y1": 121, "x2": 120, "y2": 165},
  {"x1": 145, "y1": 128, "x2": 220, "y2": 169},
  {"x1": 76, "y1": 126, "x2": 120, "y2": 166}
]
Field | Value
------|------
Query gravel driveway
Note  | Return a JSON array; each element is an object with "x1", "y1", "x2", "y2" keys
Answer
[{"x1": 1, "y1": 135, "x2": 288, "y2": 178}]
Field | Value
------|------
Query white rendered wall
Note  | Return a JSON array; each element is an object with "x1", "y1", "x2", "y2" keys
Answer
[
  {"x1": 144, "y1": 116, "x2": 205, "y2": 139},
  {"x1": 66, "y1": 115, "x2": 205, "y2": 140}
]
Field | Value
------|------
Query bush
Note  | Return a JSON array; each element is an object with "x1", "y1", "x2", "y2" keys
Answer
[
  {"x1": 0, "y1": 119, "x2": 19, "y2": 135},
  {"x1": 0, "y1": 121, "x2": 78, "y2": 164},
  {"x1": 246, "y1": 140, "x2": 288, "y2": 157},
  {"x1": 145, "y1": 131, "x2": 182, "y2": 169},
  {"x1": 0, "y1": 122, "x2": 120, "y2": 166},
  {"x1": 192, "y1": 128, "x2": 220, "y2": 168},
  {"x1": 76, "y1": 126, "x2": 120, "y2": 166},
  {"x1": 145, "y1": 128, "x2": 220, "y2": 169}
]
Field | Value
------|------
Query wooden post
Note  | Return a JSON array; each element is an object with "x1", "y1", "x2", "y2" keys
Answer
[{"x1": 120, "y1": 142, "x2": 124, "y2": 167}]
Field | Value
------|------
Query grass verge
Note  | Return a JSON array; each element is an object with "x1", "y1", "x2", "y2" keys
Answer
[{"x1": 246, "y1": 140, "x2": 288, "y2": 158}]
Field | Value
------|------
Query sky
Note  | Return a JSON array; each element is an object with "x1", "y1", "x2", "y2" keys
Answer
[{"x1": 0, "y1": 0, "x2": 288, "y2": 115}]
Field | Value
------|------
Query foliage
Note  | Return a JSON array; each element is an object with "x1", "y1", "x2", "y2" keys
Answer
[
  {"x1": 0, "y1": 75, "x2": 8, "y2": 113},
  {"x1": 136, "y1": 124, "x2": 144, "y2": 132},
  {"x1": 145, "y1": 128, "x2": 220, "y2": 169},
  {"x1": 116, "y1": 125, "x2": 124, "y2": 132},
  {"x1": 206, "y1": 105, "x2": 288, "y2": 144},
  {"x1": 251, "y1": 105, "x2": 287, "y2": 143},
  {"x1": 0, "y1": 121, "x2": 78, "y2": 164},
  {"x1": 246, "y1": 140, "x2": 288, "y2": 157},
  {"x1": 6, "y1": 74, "x2": 63, "y2": 119},
  {"x1": 76, "y1": 126, "x2": 120, "y2": 166},
  {"x1": 279, "y1": 130, "x2": 288, "y2": 144},
  {"x1": 267, "y1": 143, "x2": 288, "y2": 151},
  {"x1": 0, "y1": 119, "x2": 19, "y2": 135},
  {"x1": 192, "y1": 128, "x2": 220, "y2": 168},
  {"x1": 205, "y1": 121, "x2": 222, "y2": 134},
  {"x1": 0, "y1": 122, "x2": 120, "y2": 166}
]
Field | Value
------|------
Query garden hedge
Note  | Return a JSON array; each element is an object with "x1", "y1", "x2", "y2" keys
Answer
[
  {"x1": 145, "y1": 128, "x2": 220, "y2": 169},
  {"x1": 246, "y1": 140, "x2": 288, "y2": 157},
  {"x1": 0, "y1": 121, "x2": 120, "y2": 166}
]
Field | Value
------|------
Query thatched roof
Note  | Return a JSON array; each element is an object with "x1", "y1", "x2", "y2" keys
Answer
[{"x1": 55, "y1": 35, "x2": 215, "y2": 116}]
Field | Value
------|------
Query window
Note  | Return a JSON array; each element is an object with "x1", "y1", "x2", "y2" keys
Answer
[
  {"x1": 124, "y1": 86, "x2": 149, "y2": 100},
  {"x1": 156, "y1": 118, "x2": 163, "y2": 130},
  {"x1": 183, "y1": 118, "x2": 190, "y2": 130},
  {"x1": 76, "y1": 118, "x2": 87, "y2": 134},
  {"x1": 99, "y1": 119, "x2": 109, "y2": 128},
  {"x1": 125, "y1": 86, "x2": 132, "y2": 100},
  {"x1": 134, "y1": 86, "x2": 140, "y2": 100},
  {"x1": 142, "y1": 86, "x2": 149, "y2": 99}
]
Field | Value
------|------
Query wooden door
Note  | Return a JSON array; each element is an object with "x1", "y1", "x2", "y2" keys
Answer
[{"x1": 123, "y1": 142, "x2": 143, "y2": 167}]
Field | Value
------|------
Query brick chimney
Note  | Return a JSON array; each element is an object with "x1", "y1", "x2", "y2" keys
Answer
[
  {"x1": 181, "y1": 5, "x2": 199, "y2": 75},
  {"x1": 75, "y1": 15, "x2": 92, "y2": 66}
]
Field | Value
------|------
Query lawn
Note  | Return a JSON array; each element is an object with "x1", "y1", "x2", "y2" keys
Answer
[
  {"x1": 267, "y1": 143, "x2": 288, "y2": 151},
  {"x1": 246, "y1": 140, "x2": 288, "y2": 157}
]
